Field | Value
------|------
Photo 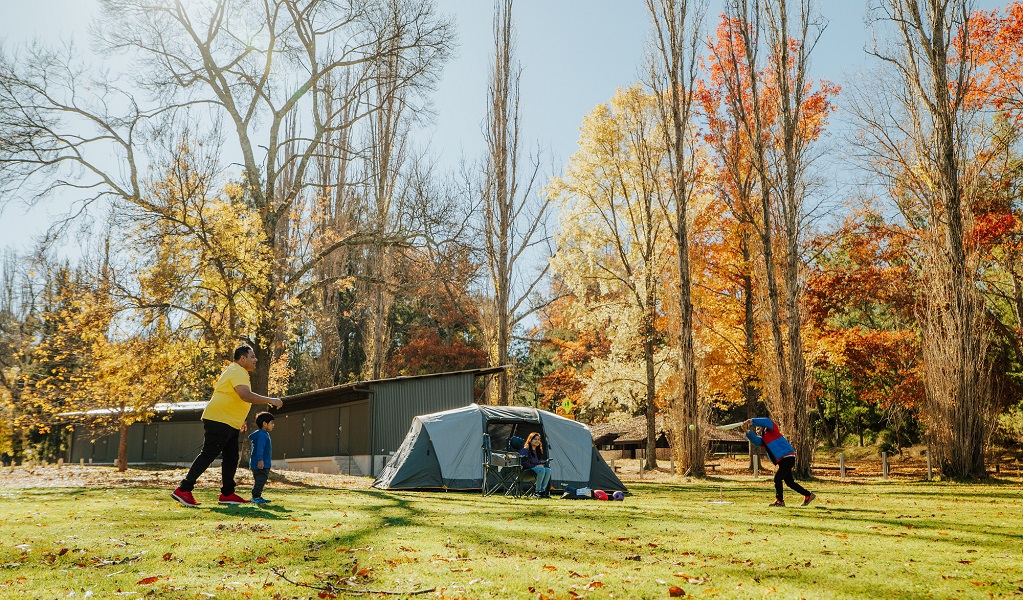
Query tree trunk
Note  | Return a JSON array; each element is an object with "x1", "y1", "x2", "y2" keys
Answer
[
  {"x1": 875, "y1": 0, "x2": 994, "y2": 479},
  {"x1": 645, "y1": 0, "x2": 706, "y2": 477},
  {"x1": 642, "y1": 298, "x2": 658, "y2": 472},
  {"x1": 741, "y1": 236, "x2": 760, "y2": 419},
  {"x1": 116, "y1": 421, "x2": 129, "y2": 472},
  {"x1": 482, "y1": 0, "x2": 549, "y2": 407}
]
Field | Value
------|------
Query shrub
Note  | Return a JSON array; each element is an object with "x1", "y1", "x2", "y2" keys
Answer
[
  {"x1": 995, "y1": 403, "x2": 1023, "y2": 447},
  {"x1": 876, "y1": 429, "x2": 899, "y2": 455}
]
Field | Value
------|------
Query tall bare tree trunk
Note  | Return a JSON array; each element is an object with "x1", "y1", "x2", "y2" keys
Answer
[
  {"x1": 646, "y1": 0, "x2": 707, "y2": 476},
  {"x1": 363, "y1": 42, "x2": 408, "y2": 381},
  {"x1": 721, "y1": 0, "x2": 821, "y2": 477},
  {"x1": 769, "y1": 0, "x2": 818, "y2": 477},
  {"x1": 482, "y1": 0, "x2": 550, "y2": 405},
  {"x1": 740, "y1": 234, "x2": 761, "y2": 418},
  {"x1": 862, "y1": 0, "x2": 995, "y2": 479}
]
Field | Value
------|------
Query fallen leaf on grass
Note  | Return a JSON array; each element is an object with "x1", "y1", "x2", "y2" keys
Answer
[
  {"x1": 584, "y1": 581, "x2": 603, "y2": 591},
  {"x1": 543, "y1": 565, "x2": 557, "y2": 571},
  {"x1": 450, "y1": 567, "x2": 472, "y2": 573},
  {"x1": 162, "y1": 553, "x2": 172, "y2": 561},
  {"x1": 136, "y1": 576, "x2": 160, "y2": 585},
  {"x1": 668, "y1": 585, "x2": 686, "y2": 597}
]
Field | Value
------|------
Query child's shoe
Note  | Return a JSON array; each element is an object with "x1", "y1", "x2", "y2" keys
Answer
[
  {"x1": 768, "y1": 499, "x2": 785, "y2": 507},
  {"x1": 801, "y1": 493, "x2": 816, "y2": 506},
  {"x1": 250, "y1": 497, "x2": 271, "y2": 505}
]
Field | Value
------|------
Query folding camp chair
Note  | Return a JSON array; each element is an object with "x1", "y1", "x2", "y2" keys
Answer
[
  {"x1": 506, "y1": 436, "x2": 548, "y2": 498},
  {"x1": 482, "y1": 434, "x2": 523, "y2": 496}
]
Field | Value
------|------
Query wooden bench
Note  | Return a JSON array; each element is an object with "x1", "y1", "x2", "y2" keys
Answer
[
  {"x1": 705, "y1": 462, "x2": 721, "y2": 472},
  {"x1": 812, "y1": 465, "x2": 856, "y2": 472}
]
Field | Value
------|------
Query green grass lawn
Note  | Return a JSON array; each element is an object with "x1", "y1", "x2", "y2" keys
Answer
[{"x1": 1, "y1": 475, "x2": 1022, "y2": 599}]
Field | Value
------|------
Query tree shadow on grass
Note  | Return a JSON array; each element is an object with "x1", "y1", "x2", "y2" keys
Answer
[{"x1": 206, "y1": 504, "x2": 293, "y2": 519}]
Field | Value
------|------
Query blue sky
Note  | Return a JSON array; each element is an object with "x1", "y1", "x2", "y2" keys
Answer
[{"x1": 0, "y1": 0, "x2": 1007, "y2": 253}]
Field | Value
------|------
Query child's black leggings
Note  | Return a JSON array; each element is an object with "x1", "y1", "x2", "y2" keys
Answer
[{"x1": 774, "y1": 455, "x2": 810, "y2": 501}]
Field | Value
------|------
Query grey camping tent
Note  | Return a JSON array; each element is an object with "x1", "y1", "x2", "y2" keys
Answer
[{"x1": 373, "y1": 403, "x2": 626, "y2": 492}]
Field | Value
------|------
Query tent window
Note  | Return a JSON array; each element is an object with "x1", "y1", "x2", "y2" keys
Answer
[{"x1": 486, "y1": 421, "x2": 544, "y2": 454}]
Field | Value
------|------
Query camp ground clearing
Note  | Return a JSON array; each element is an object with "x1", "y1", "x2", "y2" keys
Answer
[{"x1": 1, "y1": 465, "x2": 1021, "y2": 599}]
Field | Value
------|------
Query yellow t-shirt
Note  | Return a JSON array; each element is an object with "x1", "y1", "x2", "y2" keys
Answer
[{"x1": 201, "y1": 363, "x2": 252, "y2": 429}]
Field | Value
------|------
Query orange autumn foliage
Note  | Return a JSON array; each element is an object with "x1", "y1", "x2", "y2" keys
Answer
[
  {"x1": 386, "y1": 326, "x2": 488, "y2": 377},
  {"x1": 805, "y1": 210, "x2": 924, "y2": 411},
  {"x1": 966, "y1": 2, "x2": 1023, "y2": 120}
]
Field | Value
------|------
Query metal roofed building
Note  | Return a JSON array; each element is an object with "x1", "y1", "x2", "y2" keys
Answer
[{"x1": 69, "y1": 366, "x2": 505, "y2": 477}]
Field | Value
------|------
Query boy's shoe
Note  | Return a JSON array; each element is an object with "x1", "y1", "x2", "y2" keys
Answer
[
  {"x1": 801, "y1": 493, "x2": 816, "y2": 507},
  {"x1": 768, "y1": 500, "x2": 785, "y2": 507},
  {"x1": 218, "y1": 493, "x2": 249, "y2": 505},
  {"x1": 171, "y1": 488, "x2": 200, "y2": 507},
  {"x1": 250, "y1": 497, "x2": 271, "y2": 505}
]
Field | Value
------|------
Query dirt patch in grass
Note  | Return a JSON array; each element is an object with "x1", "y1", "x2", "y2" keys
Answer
[{"x1": 0, "y1": 464, "x2": 375, "y2": 490}]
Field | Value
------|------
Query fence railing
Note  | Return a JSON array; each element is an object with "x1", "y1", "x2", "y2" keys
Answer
[{"x1": 599, "y1": 449, "x2": 1023, "y2": 481}]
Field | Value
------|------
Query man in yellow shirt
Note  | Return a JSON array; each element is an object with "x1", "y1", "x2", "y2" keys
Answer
[{"x1": 172, "y1": 346, "x2": 283, "y2": 507}]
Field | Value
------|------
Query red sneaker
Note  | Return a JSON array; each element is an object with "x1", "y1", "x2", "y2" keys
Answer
[
  {"x1": 171, "y1": 488, "x2": 200, "y2": 507},
  {"x1": 768, "y1": 499, "x2": 786, "y2": 507},
  {"x1": 218, "y1": 493, "x2": 249, "y2": 505}
]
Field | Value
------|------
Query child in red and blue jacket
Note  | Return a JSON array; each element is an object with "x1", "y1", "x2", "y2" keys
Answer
[{"x1": 743, "y1": 418, "x2": 816, "y2": 507}]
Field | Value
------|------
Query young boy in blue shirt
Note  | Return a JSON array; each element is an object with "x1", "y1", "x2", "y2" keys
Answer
[{"x1": 248, "y1": 412, "x2": 275, "y2": 504}]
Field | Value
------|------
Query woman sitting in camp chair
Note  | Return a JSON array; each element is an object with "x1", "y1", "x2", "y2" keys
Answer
[{"x1": 519, "y1": 432, "x2": 552, "y2": 498}]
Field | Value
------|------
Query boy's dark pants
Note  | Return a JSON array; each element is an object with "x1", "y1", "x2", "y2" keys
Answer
[
  {"x1": 179, "y1": 419, "x2": 240, "y2": 496},
  {"x1": 251, "y1": 468, "x2": 270, "y2": 498},
  {"x1": 774, "y1": 455, "x2": 810, "y2": 501}
]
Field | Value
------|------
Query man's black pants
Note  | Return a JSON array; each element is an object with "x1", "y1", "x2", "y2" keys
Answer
[
  {"x1": 774, "y1": 455, "x2": 810, "y2": 502},
  {"x1": 179, "y1": 419, "x2": 240, "y2": 496}
]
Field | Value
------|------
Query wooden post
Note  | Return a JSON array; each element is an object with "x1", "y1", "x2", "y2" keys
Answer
[
  {"x1": 80, "y1": 458, "x2": 85, "y2": 466},
  {"x1": 670, "y1": 454, "x2": 675, "y2": 475},
  {"x1": 925, "y1": 450, "x2": 932, "y2": 481},
  {"x1": 839, "y1": 452, "x2": 846, "y2": 478},
  {"x1": 611, "y1": 458, "x2": 616, "y2": 472},
  {"x1": 753, "y1": 453, "x2": 759, "y2": 479},
  {"x1": 881, "y1": 452, "x2": 888, "y2": 479},
  {"x1": 57, "y1": 458, "x2": 63, "y2": 469}
]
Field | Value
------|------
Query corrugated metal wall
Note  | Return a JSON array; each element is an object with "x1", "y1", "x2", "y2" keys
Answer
[
  {"x1": 68, "y1": 373, "x2": 478, "y2": 465},
  {"x1": 70, "y1": 422, "x2": 203, "y2": 464},
  {"x1": 370, "y1": 374, "x2": 475, "y2": 452}
]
